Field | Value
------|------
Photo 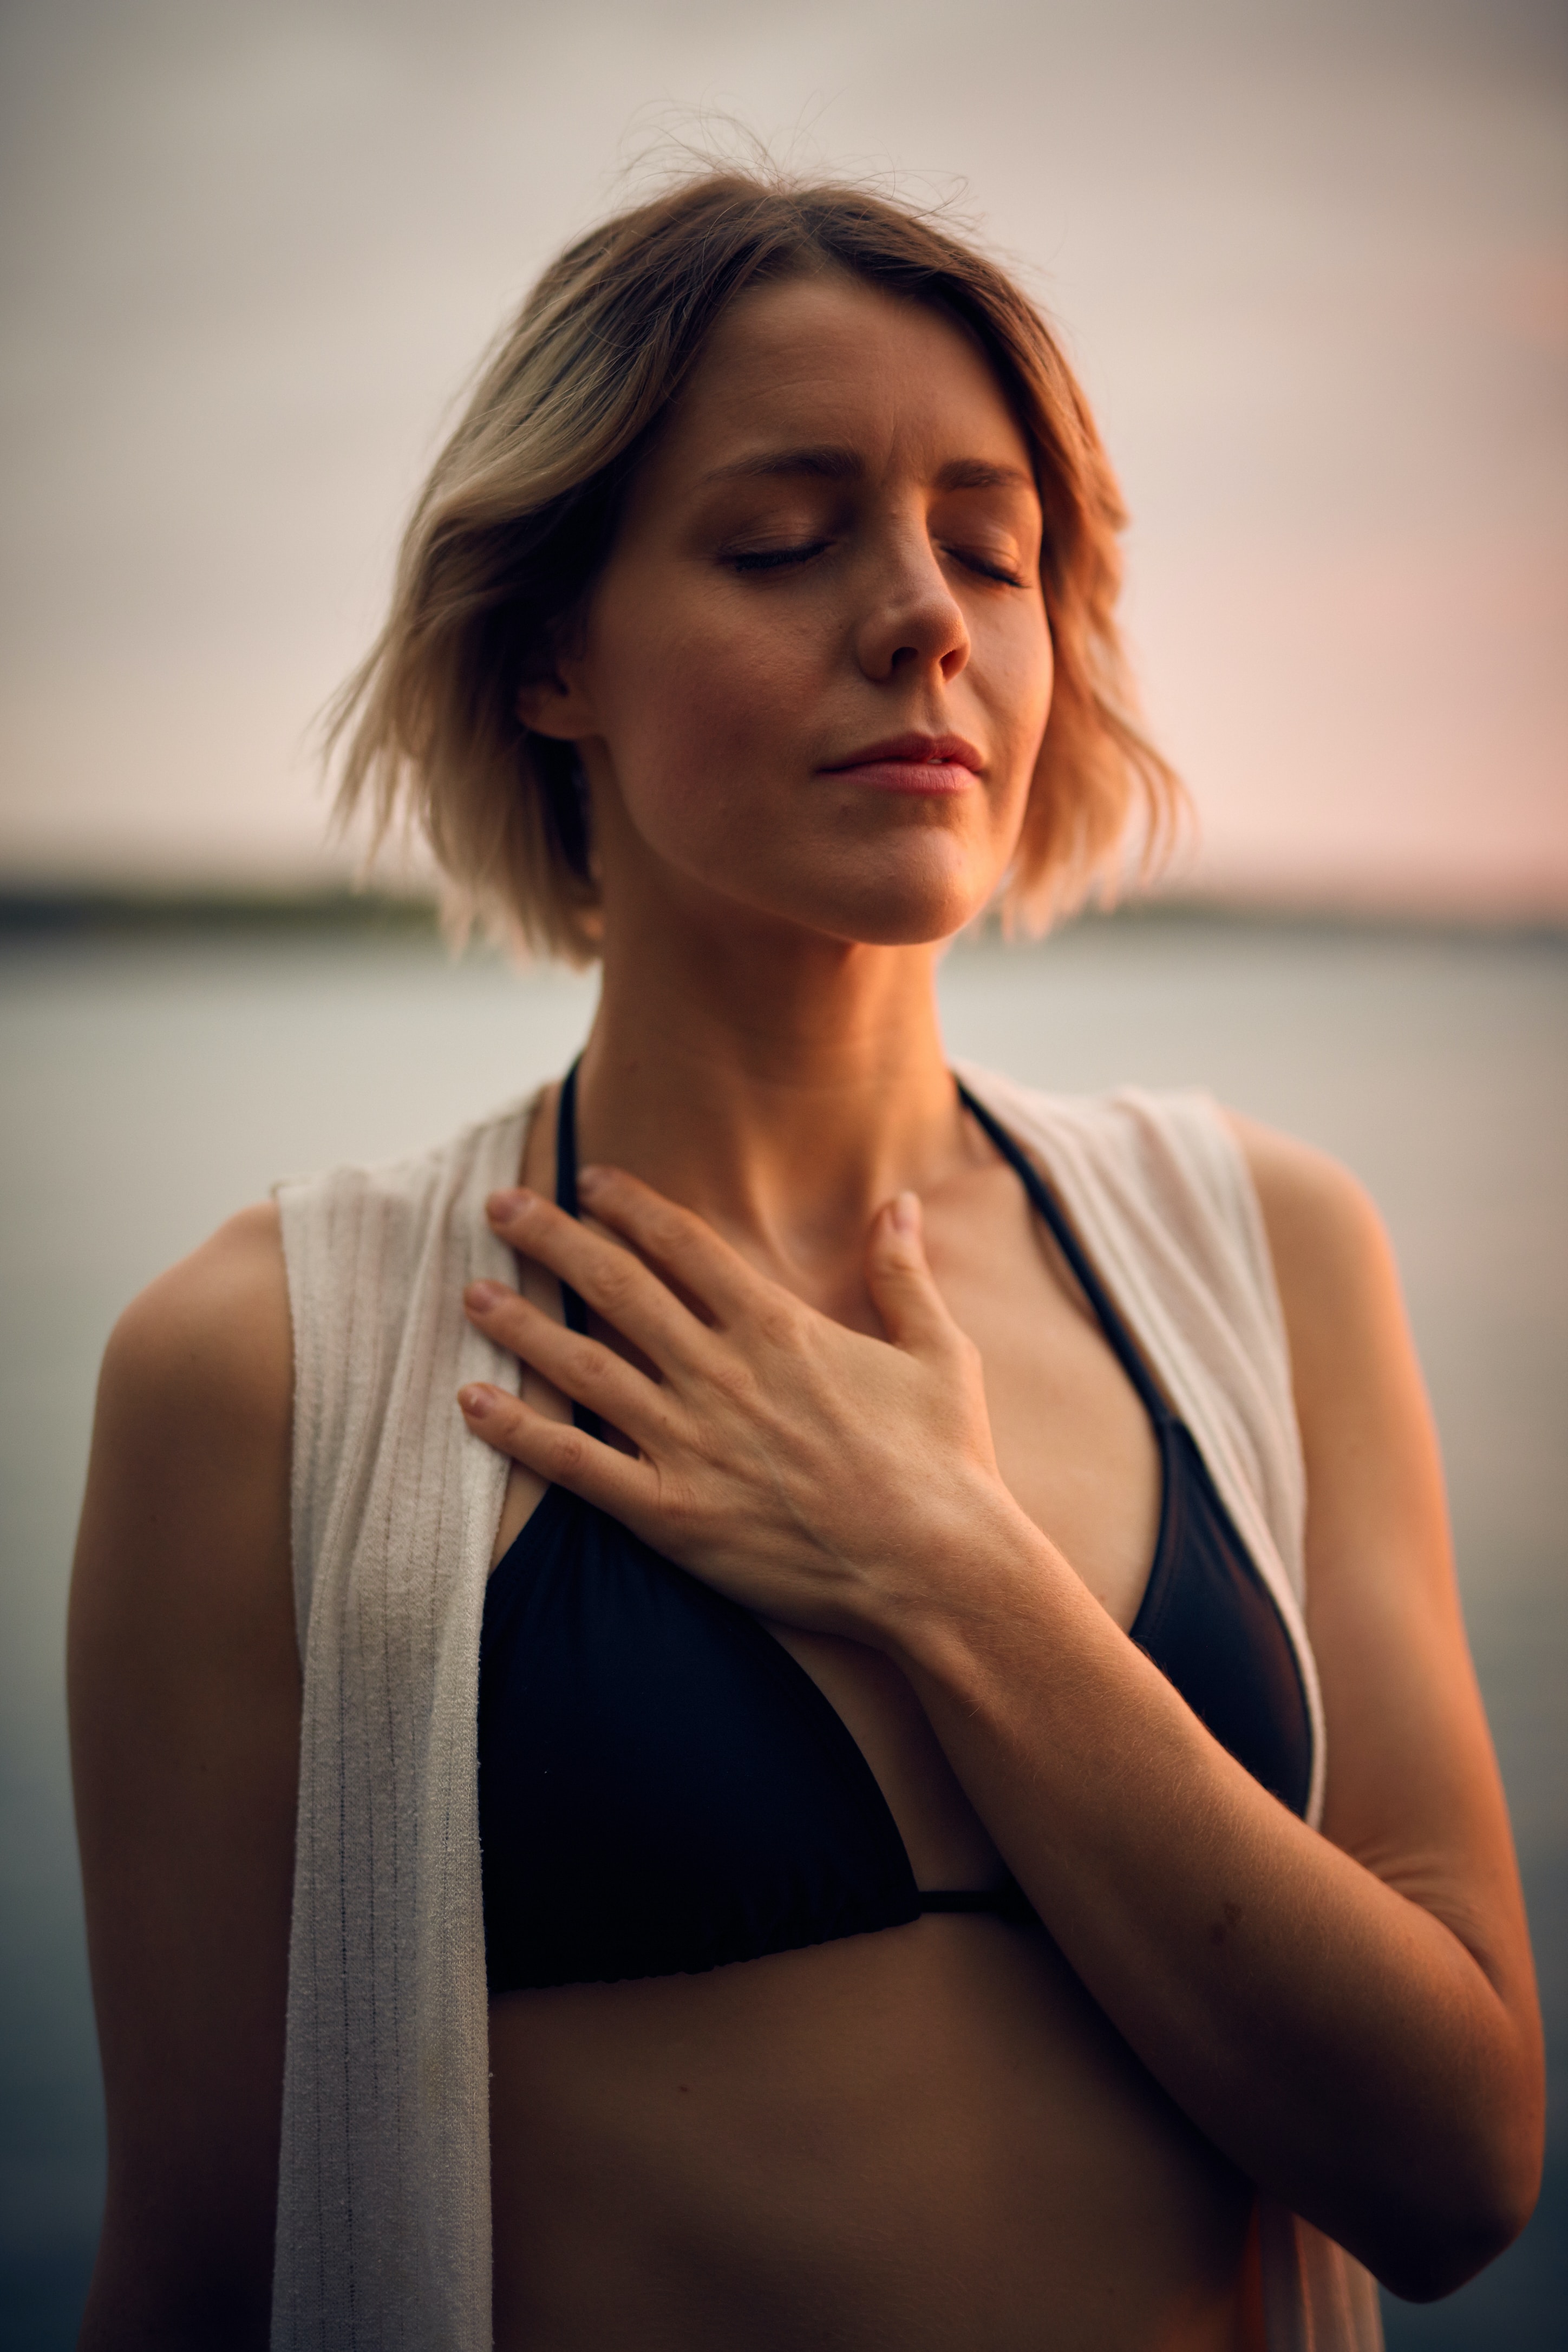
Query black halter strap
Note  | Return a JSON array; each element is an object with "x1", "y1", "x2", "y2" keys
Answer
[
  {"x1": 544, "y1": 1060, "x2": 1172, "y2": 1928},
  {"x1": 553, "y1": 1057, "x2": 600, "y2": 1438},
  {"x1": 955, "y1": 1079, "x2": 1174, "y2": 1427},
  {"x1": 555, "y1": 1057, "x2": 1168, "y2": 1435}
]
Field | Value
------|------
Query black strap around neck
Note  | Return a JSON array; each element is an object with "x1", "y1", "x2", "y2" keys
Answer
[
  {"x1": 552, "y1": 1057, "x2": 1168, "y2": 1432},
  {"x1": 954, "y1": 1080, "x2": 1172, "y2": 1426},
  {"x1": 553, "y1": 1057, "x2": 599, "y2": 1435}
]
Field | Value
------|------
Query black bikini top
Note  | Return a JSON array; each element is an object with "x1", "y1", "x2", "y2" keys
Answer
[{"x1": 478, "y1": 1067, "x2": 1312, "y2": 1993}]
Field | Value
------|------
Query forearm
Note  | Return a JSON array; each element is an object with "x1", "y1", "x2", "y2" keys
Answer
[
  {"x1": 460, "y1": 1152, "x2": 1541, "y2": 2288},
  {"x1": 881, "y1": 1504, "x2": 1539, "y2": 2295}
]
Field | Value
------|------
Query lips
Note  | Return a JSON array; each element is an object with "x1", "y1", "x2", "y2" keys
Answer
[{"x1": 819, "y1": 732, "x2": 983, "y2": 795}]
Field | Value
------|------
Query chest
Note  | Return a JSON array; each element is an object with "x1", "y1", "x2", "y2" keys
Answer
[
  {"x1": 923, "y1": 1163, "x2": 1163, "y2": 1629},
  {"x1": 490, "y1": 1140, "x2": 1165, "y2": 1894},
  {"x1": 760, "y1": 1167, "x2": 1163, "y2": 1887}
]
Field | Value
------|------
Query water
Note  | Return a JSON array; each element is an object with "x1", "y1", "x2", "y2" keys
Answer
[{"x1": 2, "y1": 914, "x2": 1564, "y2": 2346}]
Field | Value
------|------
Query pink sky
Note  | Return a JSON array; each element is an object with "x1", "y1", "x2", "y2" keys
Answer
[{"x1": 1, "y1": 0, "x2": 1564, "y2": 912}]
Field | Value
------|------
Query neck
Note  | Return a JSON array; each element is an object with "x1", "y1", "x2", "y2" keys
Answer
[{"x1": 574, "y1": 901, "x2": 966, "y2": 1283}]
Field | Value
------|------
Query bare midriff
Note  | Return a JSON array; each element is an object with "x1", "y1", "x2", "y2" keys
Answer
[
  {"x1": 487, "y1": 1916, "x2": 1264, "y2": 2352},
  {"x1": 486, "y1": 1090, "x2": 1265, "y2": 2348}
]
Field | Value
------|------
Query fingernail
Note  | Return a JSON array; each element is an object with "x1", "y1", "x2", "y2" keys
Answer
[
  {"x1": 576, "y1": 1164, "x2": 606, "y2": 1194},
  {"x1": 458, "y1": 1384, "x2": 494, "y2": 1419},
  {"x1": 465, "y1": 1280, "x2": 503, "y2": 1311},
  {"x1": 487, "y1": 1188, "x2": 533, "y2": 1222},
  {"x1": 892, "y1": 1191, "x2": 920, "y2": 1236}
]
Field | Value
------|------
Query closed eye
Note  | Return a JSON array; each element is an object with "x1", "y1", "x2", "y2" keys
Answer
[
  {"x1": 948, "y1": 546, "x2": 1031, "y2": 589},
  {"x1": 729, "y1": 541, "x2": 831, "y2": 573},
  {"x1": 727, "y1": 539, "x2": 1031, "y2": 587}
]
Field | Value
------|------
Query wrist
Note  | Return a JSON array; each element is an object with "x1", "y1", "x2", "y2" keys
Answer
[{"x1": 867, "y1": 1477, "x2": 1064, "y2": 1682}]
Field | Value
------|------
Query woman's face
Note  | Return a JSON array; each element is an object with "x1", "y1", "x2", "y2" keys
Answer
[{"x1": 527, "y1": 270, "x2": 1054, "y2": 950}]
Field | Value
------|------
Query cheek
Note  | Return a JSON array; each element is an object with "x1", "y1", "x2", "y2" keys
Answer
[
  {"x1": 978, "y1": 613, "x2": 1054, "y2": 832},
  {"x1": 998, "y1": 610, "x2": 1055, "y2": 754},
  {"x1": 593, "y1": 596, "x2": 812, "y2": 836}
]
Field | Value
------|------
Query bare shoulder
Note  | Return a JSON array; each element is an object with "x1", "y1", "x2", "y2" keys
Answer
[
  {"x1": 74, "y1": 1197, "x2": 298, "y2": 1861},
  {"x1": 1218, "y1": 1114, "x2": 1467, "y2": 1831},
  {"x1": 75, "y1": 1189, "x2": 297, "y2": 1716},
  {"x1": 72, "y1": 1206, "x2": 299, "y2": 2344},
  {"x1": 99, "y1": 1200, "x2": 292, "y2": 1458},
  {"x1": 76, "y1": 1195, "x2": 297, "y2": 1722},
  {"x1": 1220, "y1": 1108, "x2": 1389, "y2": 1280},
  {"x1": 1218, "y1": 1111, "x2": 1454, "y2": 1646},
  {"x1": 1218, "y1": 1109, "x2": 1406, "y2": 1403}
]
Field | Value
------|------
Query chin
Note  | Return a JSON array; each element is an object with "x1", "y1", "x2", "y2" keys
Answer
[
  {"x1": 811, "y1": 872, "x2": 990, "y2": 949},
  {"x1": 813, "y1": 841, "x2": 996, "y2": 948},
  {"x1": 839, "y1": 903, "x2": 976, "y2": 948},
  {"x1": 658, "y1": 832, "x2": 1002, "y2": 951}
]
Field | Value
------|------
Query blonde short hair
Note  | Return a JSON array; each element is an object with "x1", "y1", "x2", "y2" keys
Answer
[{"x1": 331, "y1": 168, "x2": 1182, "y2": 962}]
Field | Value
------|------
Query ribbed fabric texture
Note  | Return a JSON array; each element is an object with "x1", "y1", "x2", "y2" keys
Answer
[
  {"x1": 273, "y1": 1099, "x2": 528, "y2": 2350},
  {"x1": 270, "y1": 1071, "x2": 1381, "y2": 2351}
]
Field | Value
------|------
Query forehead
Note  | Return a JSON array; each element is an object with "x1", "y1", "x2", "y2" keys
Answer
[{"x1": 646, "y1": 270, "x2": 1036, "y2": 489}]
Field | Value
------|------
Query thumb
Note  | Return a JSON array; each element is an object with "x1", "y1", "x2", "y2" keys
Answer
[{"x1": 865, "y1": 1192, "x2": 954, "y2": 1355}]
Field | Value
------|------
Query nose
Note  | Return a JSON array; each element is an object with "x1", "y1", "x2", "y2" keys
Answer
[{"x1": 852, "y1": 522, "x2": 971, "y2": 685}]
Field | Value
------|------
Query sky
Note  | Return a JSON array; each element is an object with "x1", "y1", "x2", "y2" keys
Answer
[{"x1": 1, "y1": 0, "x2": 1564, "y2": 912}]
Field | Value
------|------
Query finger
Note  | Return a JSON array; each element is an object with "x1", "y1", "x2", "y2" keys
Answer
[
  {"x1": 863, "y1": 1192, "x2": 958, "y2": 1356},
  {"x1": 486, "y1": 1188, "x2": 709, "y2": 1367},
  {"x1": 572, "y1": 1165, "x2": 762, "y2": 1327},
  {"x1": 458, "y1": 1382, "x2": 658, "y2": 1521},
  {"x1": 463, "y1": 1281, "x2": 674, "y2": 1442}
]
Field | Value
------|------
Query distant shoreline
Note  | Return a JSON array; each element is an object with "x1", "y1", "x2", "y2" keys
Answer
[
  {"x1": 0, "y1": 887, "x2": 443, "y2": 939},
  {"x1": 1, "y1": 886, "x2": 1563, "y2": 949}
]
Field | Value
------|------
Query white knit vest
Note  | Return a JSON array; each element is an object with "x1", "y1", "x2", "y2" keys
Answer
[{"x1": 271, "y1": 1067, "x2": 1382, "y2": 2350}]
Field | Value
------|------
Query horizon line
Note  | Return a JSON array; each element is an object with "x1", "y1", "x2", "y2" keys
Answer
[{"x1": 1, "y1": 883, "x2": 1564, "y2": 949}]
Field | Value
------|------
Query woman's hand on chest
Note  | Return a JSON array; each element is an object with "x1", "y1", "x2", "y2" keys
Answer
[{"x1": 460, "y1": 1164, "x2": 1063, "y2": 1645}]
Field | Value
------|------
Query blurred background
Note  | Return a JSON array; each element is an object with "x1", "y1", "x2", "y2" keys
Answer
[{"x1": 1, "y1": 0, "x2": 1564, "y2": 2342}]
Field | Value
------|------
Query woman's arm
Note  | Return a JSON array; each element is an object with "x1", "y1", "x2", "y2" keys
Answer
[
  {"x1": 883, "y1": 1126, "x2": 1543, "y2": 2297},
  {"x1": 69, "y1": 1205, "x2": 299, "y2": 2351},
  {"x1": 458, "y1": 1149, "x2": 1544, "y2": 2299}
]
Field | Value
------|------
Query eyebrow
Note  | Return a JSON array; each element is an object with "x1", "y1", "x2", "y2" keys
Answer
[{"x1": 697, "y1": 445, "x2": 1036, "y2": 494}]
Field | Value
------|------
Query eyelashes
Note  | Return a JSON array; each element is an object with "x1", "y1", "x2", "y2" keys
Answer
[
  {"x1": 729, "y1": 541, "x2": 831, "y2": 573},
  {"x1": 728, "y1": 540, "x2": 1030, "y2": 589},
  {"x1": 961, "y1": 554, "x2": 1031, "y2": 590}
]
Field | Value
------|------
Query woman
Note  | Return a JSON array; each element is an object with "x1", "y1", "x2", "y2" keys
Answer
[{"x1": 69, "y1": 169, "x2": 1543, "y2": 2350}]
